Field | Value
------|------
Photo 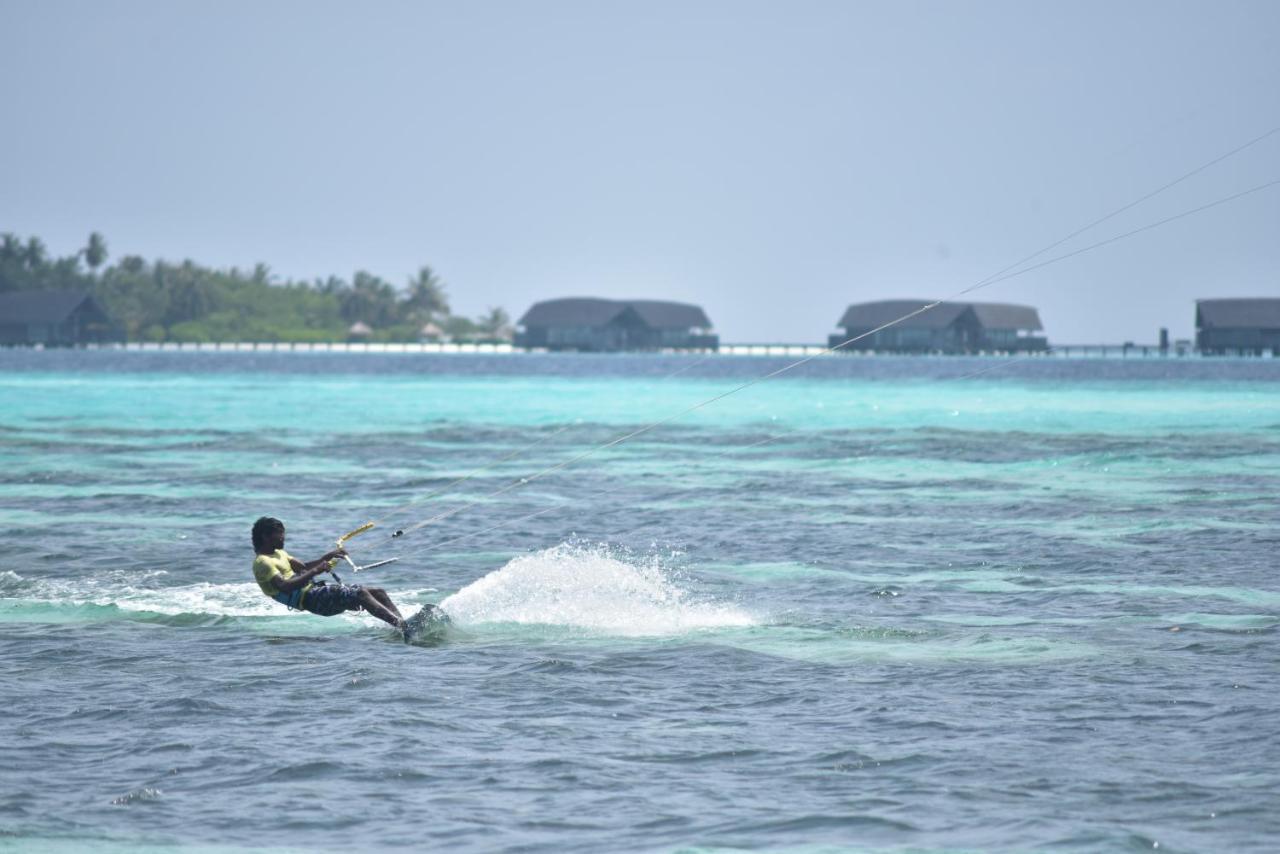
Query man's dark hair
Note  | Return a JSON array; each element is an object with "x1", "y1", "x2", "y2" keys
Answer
[{"x1": 252, "y1": 516, "x2": 285, "y2": 551}]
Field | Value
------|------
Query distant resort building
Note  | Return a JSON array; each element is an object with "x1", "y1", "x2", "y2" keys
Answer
[
  {"x1": 515, "y1": 298, "x2": 719, "y2": 352},
  {"x1": 0, "y1": 289, "x2": 120, "y2": 346},
  {"x1": 829, "y1": 300, "x2": 1048, "y2": 353},
  {"x1": 1196, "y1": 298, "x2": 1280, "y2": 356}
]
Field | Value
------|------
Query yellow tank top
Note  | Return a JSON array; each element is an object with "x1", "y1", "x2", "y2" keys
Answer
[{"x1": 253, "y1": 549, "x2": 306, "y2": 598}]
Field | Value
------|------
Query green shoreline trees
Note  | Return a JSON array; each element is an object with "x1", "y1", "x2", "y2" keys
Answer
[{"x1": 0, "y1": 231, "x2": 511, "y2": 344}]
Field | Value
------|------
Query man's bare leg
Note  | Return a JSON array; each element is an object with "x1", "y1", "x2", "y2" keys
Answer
[
  {"x1": 357, "y1": 589, "x2": 403, "y2": 628},
  {"x1": 367, "y1": 587, "x2": 403, "y2": 620}
]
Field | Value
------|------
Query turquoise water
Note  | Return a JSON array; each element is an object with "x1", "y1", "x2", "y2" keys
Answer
[{"x1": 1, "y1": 351, "x2": 1278, "y2": 852}]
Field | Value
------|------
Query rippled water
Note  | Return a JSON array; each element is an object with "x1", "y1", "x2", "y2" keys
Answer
[{"x1": 1, "y1": 350, "x2": 1277, "y2": 852}]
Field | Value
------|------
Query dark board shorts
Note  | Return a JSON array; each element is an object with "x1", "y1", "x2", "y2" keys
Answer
[{"x1": 303, "y1": 581, "x2": 365, "y2": 616}]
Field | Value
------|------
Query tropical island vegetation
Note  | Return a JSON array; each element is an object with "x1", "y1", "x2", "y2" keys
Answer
[{"x1": 0, "y1": 231, "x2": 511, "y2": 343}]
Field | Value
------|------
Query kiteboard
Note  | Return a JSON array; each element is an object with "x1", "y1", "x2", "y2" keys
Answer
[{"x1": 402, "y1": 604, "x2": 450, "y2": 644}]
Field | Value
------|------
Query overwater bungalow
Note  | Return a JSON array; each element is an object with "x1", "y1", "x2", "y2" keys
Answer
[
  {"x1": 829, "y1": 300, "x2": 1047, "y2": 353},
  {"x1": 0, "y1": 289, "x2": 120, "y2": 347},
  {"x1": 515, "y1": 298, "x2": 719, "y2": 352},
  {"x1": 1196, "y1": 298, "x2": 1280, "y2": 355}
]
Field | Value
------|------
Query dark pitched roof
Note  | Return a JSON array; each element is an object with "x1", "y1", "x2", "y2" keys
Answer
[
  {"x1": 969, "y1": 303, "x2": 1043, "y2": 331},
  {"x1": 837, "y1": 300, "x2": 1041, "y2": 331},
  {"x1": 519, "y1": 298, "x2": 712, "y2": 330},
  {"x1": 518, "y1": 298, "x2": 623, "y2": 328},
  {"x1": 0, "y1": 289, "x2": 109, "y2": 324},
  {"x1": 1197, "y1": 298, "x2": 1280, "y2": 329},
  {"x1": 625, "y1": 300, "x2": 711, "y2": 329},
  {"x1": 837, "y1": 300, "x2": 970, "y2": 330}
]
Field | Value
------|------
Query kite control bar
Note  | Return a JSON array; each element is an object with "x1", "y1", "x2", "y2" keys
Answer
[
  {"x1": 337, "y1": 522, "x2": 375, "y2": 548},
  {"x1": 326, "y1": 522, "x2": 400, "y2": 581}
]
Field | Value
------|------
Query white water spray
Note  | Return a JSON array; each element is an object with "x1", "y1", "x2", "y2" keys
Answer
[{"x1": 439, "y1": 543, "x2": 756, "y2": 636}]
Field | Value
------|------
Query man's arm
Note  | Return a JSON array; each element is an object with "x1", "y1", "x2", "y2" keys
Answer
[
  {"x1": 274, "y1": 549, "x2": 345, "y2": 593},
  {"x1": 288, "y1": 549, "x2": 346, "y2": 572}
]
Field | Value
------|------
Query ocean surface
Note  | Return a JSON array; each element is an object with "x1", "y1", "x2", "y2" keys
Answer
[{"x1": 1, "y1": 350, "x2": 1277, "y2": 853}]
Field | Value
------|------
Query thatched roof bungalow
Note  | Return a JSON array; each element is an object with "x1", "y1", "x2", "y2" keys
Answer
[
  {"x1": 829, "y1": 300, "x2": 1047, "y2": 353},
  {"x1": 515, "y1": 298, "x2": 718, "y2": 352}
]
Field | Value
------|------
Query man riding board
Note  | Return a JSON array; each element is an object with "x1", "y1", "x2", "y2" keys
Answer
[{"x1": 251, "y1": 516, "x2": 406, "y2": 632}]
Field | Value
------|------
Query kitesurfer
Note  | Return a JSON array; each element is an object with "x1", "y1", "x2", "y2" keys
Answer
[{"x1": 251, "y1": 516, "x2": 406, "y2": 631}]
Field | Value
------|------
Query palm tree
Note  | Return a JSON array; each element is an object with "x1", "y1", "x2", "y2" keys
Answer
[
  {"x1": 119, "y1": 255, "x2": 147, "y2": 274},
  {"x1": 0, "y1": 233, "x2": 21, "y2": 263},
  {"x1": 314, "y1": 275, "x2": 347, "y2": 296},
  {"x1": 403, "y1": 266, "x2": 450, "y2": 322},
  {"x1": 51, "y1": 255, "x2": 83, "y2": 286},
  {"x1": 166, "y1": 277, "x2": 214, "y2": 325},
  {"x1": 478, "y1": 306, "x2": 511, "y2": 338},
  {"x1": 83, "y1": 232, "x2": 108, "y2": 272},
  {"x1": 344, "y1": 271, "x2": 398, "y2": 326},
  {"x1": 23, "y1": 237, "x2": 47, "y2": 270}
]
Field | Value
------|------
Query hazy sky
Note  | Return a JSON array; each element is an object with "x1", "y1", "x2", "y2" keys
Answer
[{"x1": 2, "y1": 0, "x2": 1277, "y2": 343}]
